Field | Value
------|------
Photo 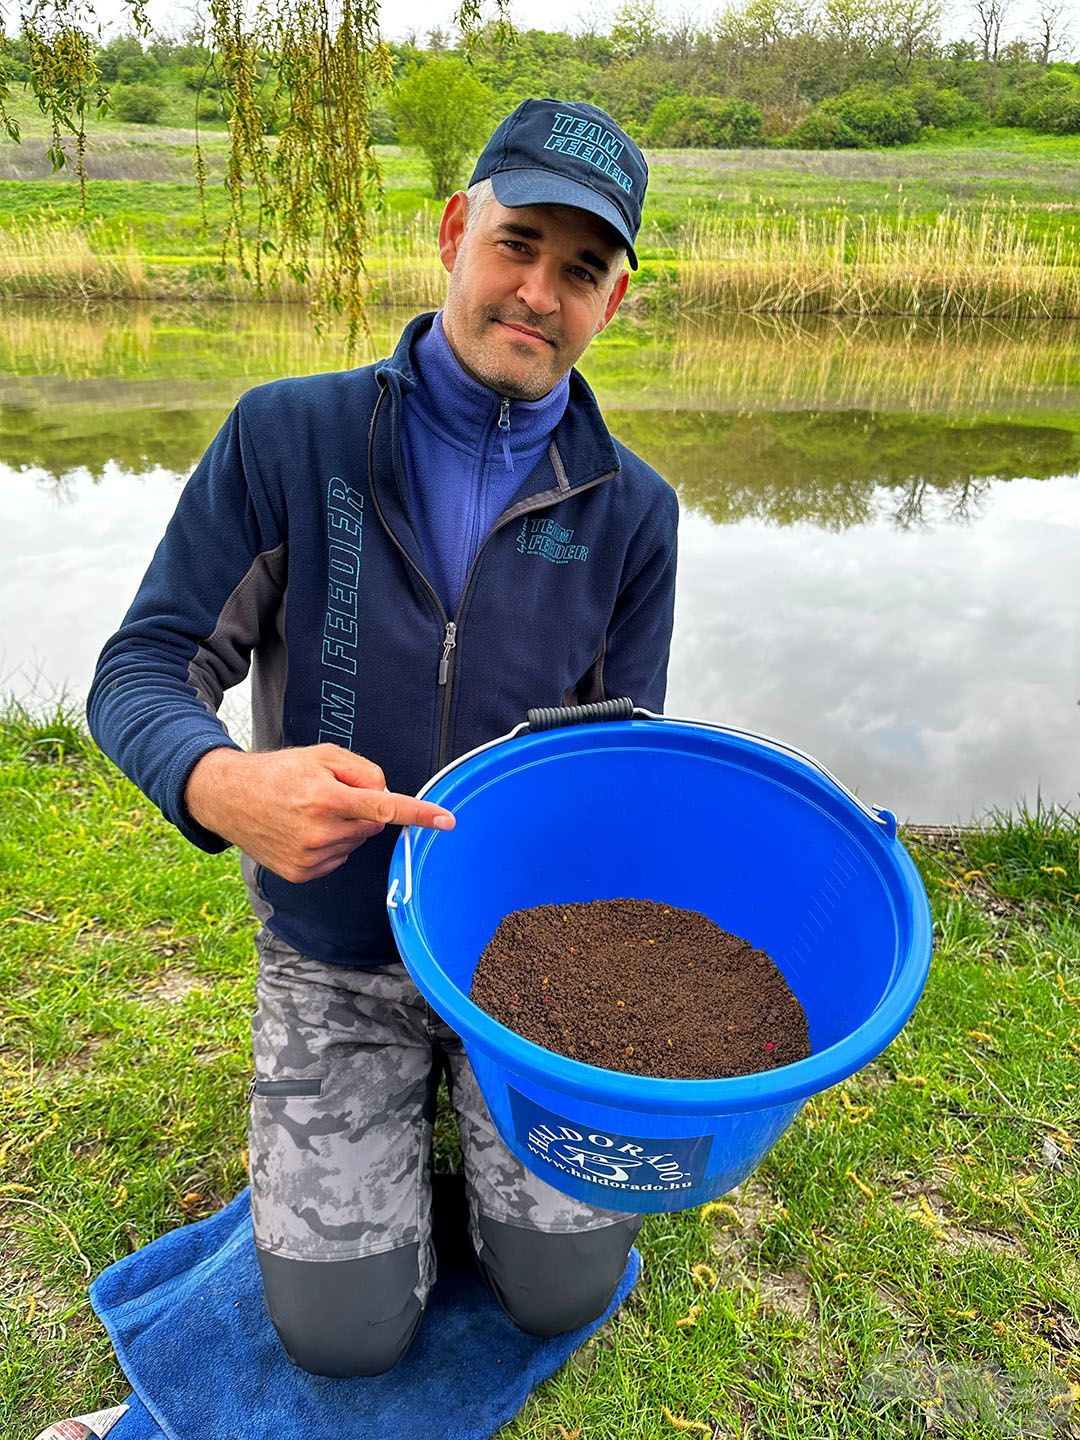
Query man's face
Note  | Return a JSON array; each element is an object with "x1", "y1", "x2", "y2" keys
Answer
[{"x1": 437, "y1": 191, "x2": 630, "y2": 401}]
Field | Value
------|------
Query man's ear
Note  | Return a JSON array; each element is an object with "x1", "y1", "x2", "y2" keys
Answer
[
  {"x1": 438, "y1": 191, "x2": 469, "y2": 275},
  {"x1": 596, "y1": 267, "x2": 630, "y2": 334}
]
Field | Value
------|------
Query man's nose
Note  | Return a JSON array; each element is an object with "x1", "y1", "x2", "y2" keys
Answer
[{"x1": 515, "y1": 261, "x2": 560, "y2": 316}]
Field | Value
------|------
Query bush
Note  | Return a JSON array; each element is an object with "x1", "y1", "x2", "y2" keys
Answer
[
  {"x1": 1052, "y1": 97, "x2": 1080, "y2": 134},
  {"x1": 907, "y1": 84, "x2": 981, "y2": 130},
  {"x1": 646, "y1": 95, "x2": 765, "y2": 148},
  {"x1": 788, "y1": 109, "x2": 862, "y2": 149},
  {"x1": 389, "y1": 57, "x2": 495, "y2": 198},
  {"x1": 109, "y1": 82, "x2": 167, "y2": 125},
  {"x1": 181, "y1": 64, "x2": 217, "y2": 92},
  {"x1": 96, "y1": 35, "x2": 148, "y2": 83},
  {"x1": 2, "y1": 55, "x2": 29, "y2": 83},
  {"x1": 117, "y1": 56, "x2": 161, "y2": 85},
  {"x1": 1000, "y1": 71, "x2": 1080, "y2": 134},
  {"x1": 793, "y1": 86, "x2": 922, "y2": 148},
  {"x1": 369, "y1": 104, "x2": 397, "y2": 145}
]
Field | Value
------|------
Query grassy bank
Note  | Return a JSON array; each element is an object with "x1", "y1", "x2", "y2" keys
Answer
[
  {"x1": 1, "y1": 702, "x2": 1078, "y2": 1438},
  {"x1": 2, "y1": 202, "x2": 1078, "y2": 320},
  {"x1": 0, "y1": 128, "x2": 1078, "y2": 317}
]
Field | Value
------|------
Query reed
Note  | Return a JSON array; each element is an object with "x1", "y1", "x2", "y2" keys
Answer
[
  {"x1": 2, "y1": 201, "x2": 1077, "y2": 318},
  {"x1": 0, "y1": 209, "x2": 446, "y2": 308},
  {"x1": 679, "y1": 203, "x2": 1080, "y2": 320},
  {"x1": 658, "y1": 312, "x2": 1080, "y2": 416},
  {"x1": 0, "y1": 299, "x2": 408, "y2": 383},
  {"x1": 0, "y1": 218, "x2": 149, "y2": 300}
]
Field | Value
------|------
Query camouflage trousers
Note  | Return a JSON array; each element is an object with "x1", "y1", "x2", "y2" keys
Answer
[{"x1": 248, "y1": 925, "x2": 638, "y2": 1308}]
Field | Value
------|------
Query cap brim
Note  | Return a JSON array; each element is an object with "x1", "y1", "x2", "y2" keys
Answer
[{"x1": 489, "y1": 168, "x2": 638, "y2": 270}]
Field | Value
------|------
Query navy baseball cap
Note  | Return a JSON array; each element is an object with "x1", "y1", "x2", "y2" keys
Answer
[{"x1": 467, "y1": 99, "x2": 647, "y2": 270}]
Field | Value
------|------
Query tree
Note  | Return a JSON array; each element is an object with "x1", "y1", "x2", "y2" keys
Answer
[
  {"x1": 1032, "y1": 1, "x2": 1072, "y2": 65},
  {"x1": 712, "y1": 0, "x2": 825, "y2": 119},
  {"x1": 796, "y1": 84, "x2": 922, "y2": 144},
  {"x1": 646, "y1": 95, "x2": 765, "y2": 146},
  {"x1": 885, "y1": 0, "x2": 943, "y2": 76},
  {"x1": 0, "y1": 1, "x2": 507, "y2": 353},
  {"x1": 97, "y1": 33, "x2": 150, "y2": 82},
  {"x1": 971, "y1": 0, "x2": 1012, "y2": 111},
  {"x1": 822, "y1": 0, "x2": 886, "y2": 55},
  {"x1": 389, "y1": 57, "x2": 495, "y2": 199},
  {"x1": 609, "y1": 0, "x2": 666, "y2": 59}
]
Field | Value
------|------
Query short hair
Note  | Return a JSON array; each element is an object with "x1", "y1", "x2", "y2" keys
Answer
[
  {"x1": 464, "y1": 177, "x2": 496, "y2": 232},
  {"x1": 463, "y1": 175, "x2": 627, "y2": 274}
]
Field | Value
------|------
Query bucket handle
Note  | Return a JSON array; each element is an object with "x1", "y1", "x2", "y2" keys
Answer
[
  {"x1": 636, "y1": 707, "x2": 897, "y2": 839},
  {"x1": 387, "y1": 701, "x2": 896, "y2": 910}
]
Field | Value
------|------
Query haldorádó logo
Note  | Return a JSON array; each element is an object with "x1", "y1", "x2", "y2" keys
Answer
[
  {"x1": 528, "y1": 1124, "x2": 692, "y2": 1190},
  {"x1": 508, "y1": 1087, "x2": 711, "y2": 1193}
]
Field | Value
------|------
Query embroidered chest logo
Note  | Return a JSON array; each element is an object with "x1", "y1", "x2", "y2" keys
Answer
[{"x1": 516, "y1": 517, "x2": 589, "y2": 565}]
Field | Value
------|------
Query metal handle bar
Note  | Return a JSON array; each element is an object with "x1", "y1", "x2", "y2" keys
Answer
[{"x1": 387, "y1": 702, "x2": 894, "y2": 910}]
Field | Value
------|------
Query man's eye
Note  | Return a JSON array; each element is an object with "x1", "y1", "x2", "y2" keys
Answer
[
  {"x1": 572, "y1": 267, "x2": 598, "y2": 283},
  {"x1": 501, "y1": 240, "x2": 526, "y2": 253}
]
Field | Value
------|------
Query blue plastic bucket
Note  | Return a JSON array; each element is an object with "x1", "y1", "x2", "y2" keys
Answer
[{"x1": 387, "y1": 701, "x2": 933, "y2": 1215}]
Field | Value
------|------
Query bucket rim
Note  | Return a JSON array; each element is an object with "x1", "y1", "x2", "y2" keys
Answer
[{"x1": 388, "y1": 717, "x2": 934, "y2": 1114}]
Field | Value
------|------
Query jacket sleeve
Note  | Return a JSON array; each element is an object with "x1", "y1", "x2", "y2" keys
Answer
[
  {"x1": 600, "y1": 482, "x2": 679, "y2": 714},
  {"x1": 86, "y1": 398, "x2": 285, "y2": 853}
]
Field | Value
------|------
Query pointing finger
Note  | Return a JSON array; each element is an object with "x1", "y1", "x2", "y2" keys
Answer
[{"x1": 341, "y1": 788, "x2": 455, "y2": 831}]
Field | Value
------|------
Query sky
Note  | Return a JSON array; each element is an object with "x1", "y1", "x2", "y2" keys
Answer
[{"x1": 30, "y1": 0, "x2": 1067, "y2": 53}]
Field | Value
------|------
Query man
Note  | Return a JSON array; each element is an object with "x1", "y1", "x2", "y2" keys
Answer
[{"x1": 87, "y1": 98, "x2": 679, "y2": 1379}]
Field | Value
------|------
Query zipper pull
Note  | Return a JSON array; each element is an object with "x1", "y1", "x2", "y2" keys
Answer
[
  {"x1": 498, "y1": 396, "x2": 513, "y2": 472},
  {"x1": 438, "y1": 621, "x2": 457, "y2": 685}
]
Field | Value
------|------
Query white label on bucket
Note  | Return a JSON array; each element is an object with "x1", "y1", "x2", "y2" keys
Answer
[{"x1": 507, "y1": 1087, "x2": 711, "y2": 1193}]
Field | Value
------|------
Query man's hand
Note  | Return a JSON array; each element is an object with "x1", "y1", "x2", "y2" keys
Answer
[{"x1": 184, "y1": 745, "x2": 455, "y2": 884}]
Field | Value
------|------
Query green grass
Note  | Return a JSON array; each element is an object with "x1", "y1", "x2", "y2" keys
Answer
[
  {"x1": 0, "y1": 81, "x2": 235, "y2": 138},
  {"x1": 1, "y1": 115, "x2": 1078, "y2": 260},
  {"x1": 1, "y1": 702, "x2": 1078, "y2": 1438},
  {"x1": 1, "y1": 122, "x2": 1077, "y2": 319}
]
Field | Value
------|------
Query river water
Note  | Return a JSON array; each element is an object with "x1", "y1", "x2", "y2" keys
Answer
[{"x1": 2, "y1": 301, "x2": 1077, "y2": 823}]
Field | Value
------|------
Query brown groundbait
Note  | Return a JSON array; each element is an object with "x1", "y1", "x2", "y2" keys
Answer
[{"x1": 469, "y1": 898, "x2": 811, "y2": 1079}]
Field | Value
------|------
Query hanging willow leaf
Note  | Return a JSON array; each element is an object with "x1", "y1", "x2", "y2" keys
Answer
[{"x1": 1, "y1": 0, "x2": 513, "y2": 356}]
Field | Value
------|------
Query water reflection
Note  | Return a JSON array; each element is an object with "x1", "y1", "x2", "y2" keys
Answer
[
  {"x1": 668, "y1": 481, "x2": 1080, "y2": 823},
  {"x1": 608, "y1": 409, "x2": 1080, "y2": 530},
  {"x1": 4, "y1": 302, "x2": 1079, "y2": 412},
  {"x1": 1, "y1": 301, "x2": 1078, "y2": 822},
  {"x1": 659, "y1": 310, "x2": 1080, "y2": 415}
]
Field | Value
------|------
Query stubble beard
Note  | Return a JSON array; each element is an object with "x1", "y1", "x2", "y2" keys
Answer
[{"x1": 445, "y1": 298, "x2": 569, "y2": 401}]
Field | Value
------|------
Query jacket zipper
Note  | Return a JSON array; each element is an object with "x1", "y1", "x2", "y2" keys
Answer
[
  {"x1": 497, "y1": 396, "x2": 513, "y2": 471},
  {"x1": 367, "y1": 383, "x2": 617, "y2": 773},
  {"x1": 431, "y1": 471, "x2": 616, "y2": 769},
  {"x1": 438, "y1": 621, "x2": 457, "y2": 684}
]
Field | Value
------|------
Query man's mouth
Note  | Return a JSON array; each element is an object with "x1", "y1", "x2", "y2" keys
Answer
[{"x1": 496, "y1": 320, "x2": 554, "y2": 347}]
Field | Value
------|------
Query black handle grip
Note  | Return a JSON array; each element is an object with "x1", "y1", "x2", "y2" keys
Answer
[{"x1": 525, "y1": 697, "x2": 634, "y2": 731}]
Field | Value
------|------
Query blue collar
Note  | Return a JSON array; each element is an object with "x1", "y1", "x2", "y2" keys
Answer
[
  {"x1": 407, "y1": 310, "x2": 570, "y2": 457},
  {"x1": 376, "y1": 311, "x2": 621, "y2": 492}
]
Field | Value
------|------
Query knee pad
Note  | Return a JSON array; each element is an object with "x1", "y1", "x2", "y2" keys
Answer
[
  {"x1": 475, "y1": 1214, "x2": 642, "y2": 1338},
  {"x1": 256, "y1": 1242, "x2": 425, "y2": 1377}
]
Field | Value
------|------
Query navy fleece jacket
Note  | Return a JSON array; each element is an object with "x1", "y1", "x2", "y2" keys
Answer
[{"x1": 87, "y1": 310, "x2": 680, "y2": 967}]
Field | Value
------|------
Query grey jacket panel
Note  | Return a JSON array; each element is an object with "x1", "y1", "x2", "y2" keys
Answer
[{"x1": 186, "y1": 542, "x2": 288, "y2": 715}]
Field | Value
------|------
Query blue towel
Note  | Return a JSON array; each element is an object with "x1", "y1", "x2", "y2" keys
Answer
[{"x1": 90, "y1": 1174, "x2": 640, "y2": 1440}]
